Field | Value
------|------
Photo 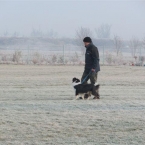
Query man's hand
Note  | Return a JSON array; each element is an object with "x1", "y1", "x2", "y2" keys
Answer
[{"x1": 91, "y1": 69, "x2": 95, "y2": 72}]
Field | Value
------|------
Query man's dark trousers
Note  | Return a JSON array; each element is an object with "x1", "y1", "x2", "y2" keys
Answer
[{"x1": 81, "y1": 70, "x2": 98, "y2": 85}]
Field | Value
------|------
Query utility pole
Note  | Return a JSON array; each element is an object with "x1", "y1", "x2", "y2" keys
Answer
[
  {"x1": 140, "y1": 46, "x2": 142, "y2": 66},
  {"x1": 27, "y1": 45, "x2": 29, "y2": 65},
  {"x1": 63, "y1": 44, "x2": 65, "y2": 65},
  {"x1": 103, "y1": 45, "x2": 104, "y2": 65}
]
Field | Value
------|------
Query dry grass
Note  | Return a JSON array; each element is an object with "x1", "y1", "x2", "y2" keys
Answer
[{"x1": 0, "y1": 65, "x2": 145, "y2": 145}]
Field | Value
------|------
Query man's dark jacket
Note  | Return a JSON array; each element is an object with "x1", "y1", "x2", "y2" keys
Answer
[{"x1": 85, "y1": 43, "x2": 100, "y2": 72}]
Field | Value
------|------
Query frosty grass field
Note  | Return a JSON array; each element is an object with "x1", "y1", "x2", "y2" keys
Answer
[{"x1": 0, "y1": 65, "x2": 145, "y2": 145}]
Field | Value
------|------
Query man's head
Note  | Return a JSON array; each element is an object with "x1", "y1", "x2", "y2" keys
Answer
[{"x1": 83, "y1": 37, "x2": 92, "y2": 46}]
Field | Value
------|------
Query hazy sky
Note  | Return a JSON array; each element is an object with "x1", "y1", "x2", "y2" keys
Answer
[{"x1": 0, "y1": 0, "x2": 145, "y2": 40}]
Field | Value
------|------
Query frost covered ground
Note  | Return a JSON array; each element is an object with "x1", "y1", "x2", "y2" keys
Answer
[{"x1": 0, "y1": 65, "x2": 145, "y2": 145}]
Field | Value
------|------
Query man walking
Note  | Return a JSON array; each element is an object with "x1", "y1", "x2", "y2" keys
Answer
[{"x1": 81, "y1": 37, "x2": 100, "y2": 85}]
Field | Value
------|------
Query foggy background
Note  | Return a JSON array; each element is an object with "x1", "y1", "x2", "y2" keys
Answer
[
  {"x1": 0, "y1": 0, "x2": 145, "y2": 66},
  {"x1": 0, "y1": 0, "x2": 145, "y2": 39}
]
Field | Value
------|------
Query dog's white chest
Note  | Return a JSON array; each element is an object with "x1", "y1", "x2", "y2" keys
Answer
[{"x1": 72, "y1": 82, "x2": 81, "y2": 87}]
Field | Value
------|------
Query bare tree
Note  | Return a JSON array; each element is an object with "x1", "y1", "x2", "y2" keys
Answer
[
  {"x1": 3, "y1": 31, "x2": 9, "y2": 37},
  {"x1": 95, "y1": 24, "x2": 111, "y2": 39},
  {"x1": 129, "y1": 37, "x2": 140, "y2": 60},
  {"x1": 113, "y1": 35, "x2": 123, "y2": 56},
  {"x1": 76, "y1": 27, "x2": 93, "y2": 55},
  {"x1": 13, "y1": 31, "x2": 19, "y2": 37},
  {"x1": 46, "y1": 29, "x2": 58, "y2": 38},
  {"x1": 12, "y1": 51, "x2": 22, "y2": 64},
  {"x1": 31, "y1": 28, "x2": 43, "y2": 37}
]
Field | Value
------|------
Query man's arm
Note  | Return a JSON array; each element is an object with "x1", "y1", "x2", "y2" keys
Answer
[{"x1": 91, "y1": 46, "x2": 99, "y2": 71}]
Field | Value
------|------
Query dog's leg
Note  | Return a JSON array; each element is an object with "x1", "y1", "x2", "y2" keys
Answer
[
  {"x1": 82, "y1": 94, "x2": 85, "y2": 100},
  {"x1": 95, "y1": 91, "x2": 99, "y2": 99},
  {"x1": 87, "y1": 92, "x2": 91, "y2": 100},
  {"x1": 92, "y1": 88, "x2": 100, "y2": 99},
  {"x1": 95, "y1": 85, "x2": 100, "y2": 99},
  {"x1": 75, "y1": 91, "x2": 79, "y2": 100},
  {"x1": 75, "y1": 95, "x2": 79, "y2": 100}
]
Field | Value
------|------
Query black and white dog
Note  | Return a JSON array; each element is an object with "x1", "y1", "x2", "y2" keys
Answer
[{"x1": 72, "y1": 77, "x2": 100, "y2": 100}]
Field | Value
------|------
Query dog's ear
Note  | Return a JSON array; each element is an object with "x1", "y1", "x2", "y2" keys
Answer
[{"x1": 72, "y1": 78, "x2": 76, "y2": 82}]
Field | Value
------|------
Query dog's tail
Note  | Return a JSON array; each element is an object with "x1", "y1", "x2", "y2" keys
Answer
[{"x1": 95, "y1": 84, "x2": 100, "y2": 90}]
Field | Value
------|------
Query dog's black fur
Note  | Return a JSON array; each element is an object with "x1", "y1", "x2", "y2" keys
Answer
[{"x1": 72, "y1": 77, "x2": 100, "y2": 99}]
